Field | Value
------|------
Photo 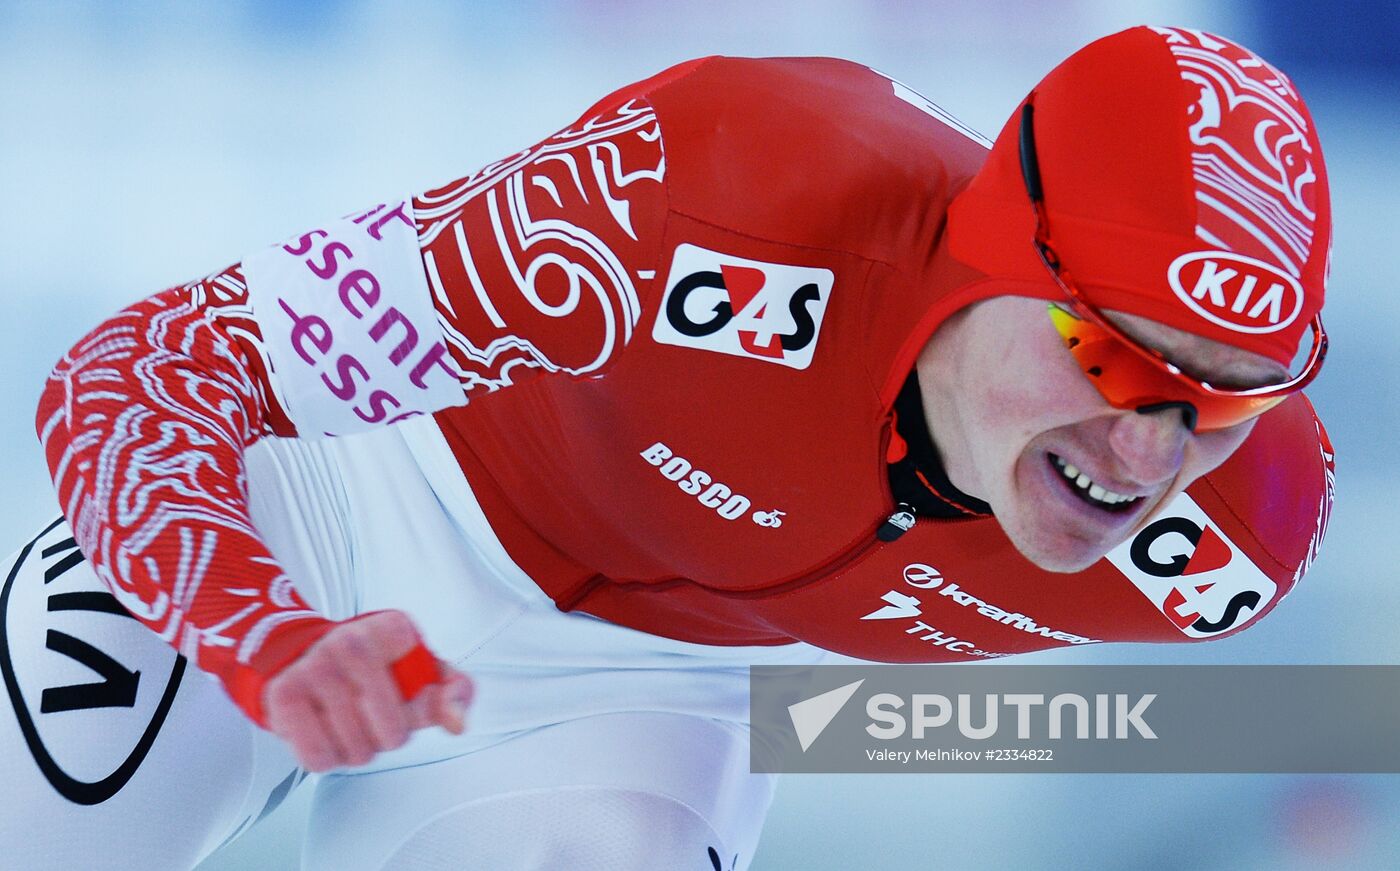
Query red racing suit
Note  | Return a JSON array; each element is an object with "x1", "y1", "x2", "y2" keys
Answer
[{"x1": 37, "y1": 57, "x2": 1335, "y2": 723}]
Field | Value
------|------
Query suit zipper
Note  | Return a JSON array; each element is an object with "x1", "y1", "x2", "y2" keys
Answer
[
  {"x1": 707, "y1": 420, "x2": 920, "y2": 598},
  {"x1": 876, "y1": 502, "x2": 919, "y2": 542}
]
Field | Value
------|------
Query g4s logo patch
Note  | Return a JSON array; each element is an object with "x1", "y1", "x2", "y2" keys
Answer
[{"x1": 653, "y1": 244, "x2": 833, "y2": 369}]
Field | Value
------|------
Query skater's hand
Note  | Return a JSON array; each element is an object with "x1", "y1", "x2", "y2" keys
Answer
[{"x1": 261, "y1": 610, "x2": 473, "y2": 772}]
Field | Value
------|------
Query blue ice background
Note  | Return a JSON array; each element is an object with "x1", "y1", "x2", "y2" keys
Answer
[{"x1": 0, "y1": 2, "x2": 1395, "y2": 868}]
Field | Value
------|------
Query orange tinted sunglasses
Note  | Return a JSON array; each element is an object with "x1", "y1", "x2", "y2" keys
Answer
[{"x1": 1019, "y1": 101, "x2": 1327, "y2": 432}]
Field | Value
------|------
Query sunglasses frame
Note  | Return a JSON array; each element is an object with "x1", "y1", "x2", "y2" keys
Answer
[{"x1": 1016, "y1": 100, "x2": 1328, "y2": 428}]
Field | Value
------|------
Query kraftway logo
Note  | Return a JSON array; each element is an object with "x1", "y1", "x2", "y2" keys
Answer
[
  {"x1": 1106, "y1": 492, "x2": 1278, "y2": 638},
  {"x1": 860, "y1": 563, "x2": 1101, "y2": 647},
  {"x1": 1168, "y1": 250, "x2": 1304, "y2": 334},
  {"x1": 652, "y1": 244, "x2": 834, "y2": 369},
  {"x1": 860, "y1": 564, "x2": 945, "y2": 619},
  {"x1": 862, "y1": 590, "x2": 923, "y2": 621}
]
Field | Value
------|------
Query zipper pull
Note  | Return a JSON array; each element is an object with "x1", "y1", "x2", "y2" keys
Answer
[{"x1": 876, "y1": 503, "x2": 918, "y2": 542}]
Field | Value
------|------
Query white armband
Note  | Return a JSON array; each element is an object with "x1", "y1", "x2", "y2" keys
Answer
[{"x1": 243, "y1": 200, "x2": 466, "y2": 436}]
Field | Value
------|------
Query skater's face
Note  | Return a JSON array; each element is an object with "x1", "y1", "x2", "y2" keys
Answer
[{"x1": 915, "y1": 294, "x2": 1289, "y2": 572}]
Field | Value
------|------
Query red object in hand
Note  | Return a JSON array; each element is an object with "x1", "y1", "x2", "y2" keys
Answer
[
  {"x1": 229, "y1": 611, "x2": 447, "y2": 729},
  {"x1": 390, "y1": 643, "x2": 442, "y2": 702},
  {"x1": 253, "y1": 611, "x2": 473, "y2": 772}
]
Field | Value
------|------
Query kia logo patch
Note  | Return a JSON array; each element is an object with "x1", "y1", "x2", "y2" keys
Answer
[{"x1": 1167, "y1": 250, "x2": 1304, "y2": 334}]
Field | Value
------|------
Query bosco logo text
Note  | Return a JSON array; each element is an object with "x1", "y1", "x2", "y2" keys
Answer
[
  {"x1": 1167, "y1": 250, "x2": 1304, "y2": 335},
  {"x1": 641, "y1": 441, "x2": 756, "y2": 522}
]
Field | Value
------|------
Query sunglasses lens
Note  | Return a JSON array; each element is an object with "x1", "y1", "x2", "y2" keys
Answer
[
  {"x1": 1191, "y1": 393, "x2": 1288, "y2": 431},
  {"x1": 1048, "y1": 306, "x2": 1288, "y2": 431}
]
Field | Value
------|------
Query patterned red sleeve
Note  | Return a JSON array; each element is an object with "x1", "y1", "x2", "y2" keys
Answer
[
  {"x1": 36, "y1": 265, "x2": 341, "y2": 724},
  {"x1": 35, "y1": 86, "x2": 676, "y2": 726}
]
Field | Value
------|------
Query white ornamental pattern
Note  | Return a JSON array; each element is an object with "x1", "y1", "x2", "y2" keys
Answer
[
  {"x1": 37, "y1": 99, "x2": 670, "y2": 710},
  {"x1": 1151, "y1": 26, "x2": 1320, "y2": 278},
  {"x1": 39, "y1": 272, "x2": 324, "y2": 689},
  {"x1": 1295, "y1": 416, "x2": 1336, "y2": 585},
  {"x1": 415, "y1": 99, "x2": 665, "y2": 396}
]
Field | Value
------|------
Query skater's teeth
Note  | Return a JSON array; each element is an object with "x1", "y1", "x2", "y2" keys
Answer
[{"x1": 1052, "y1": 454, "x2": 1138, "y2": 508}]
